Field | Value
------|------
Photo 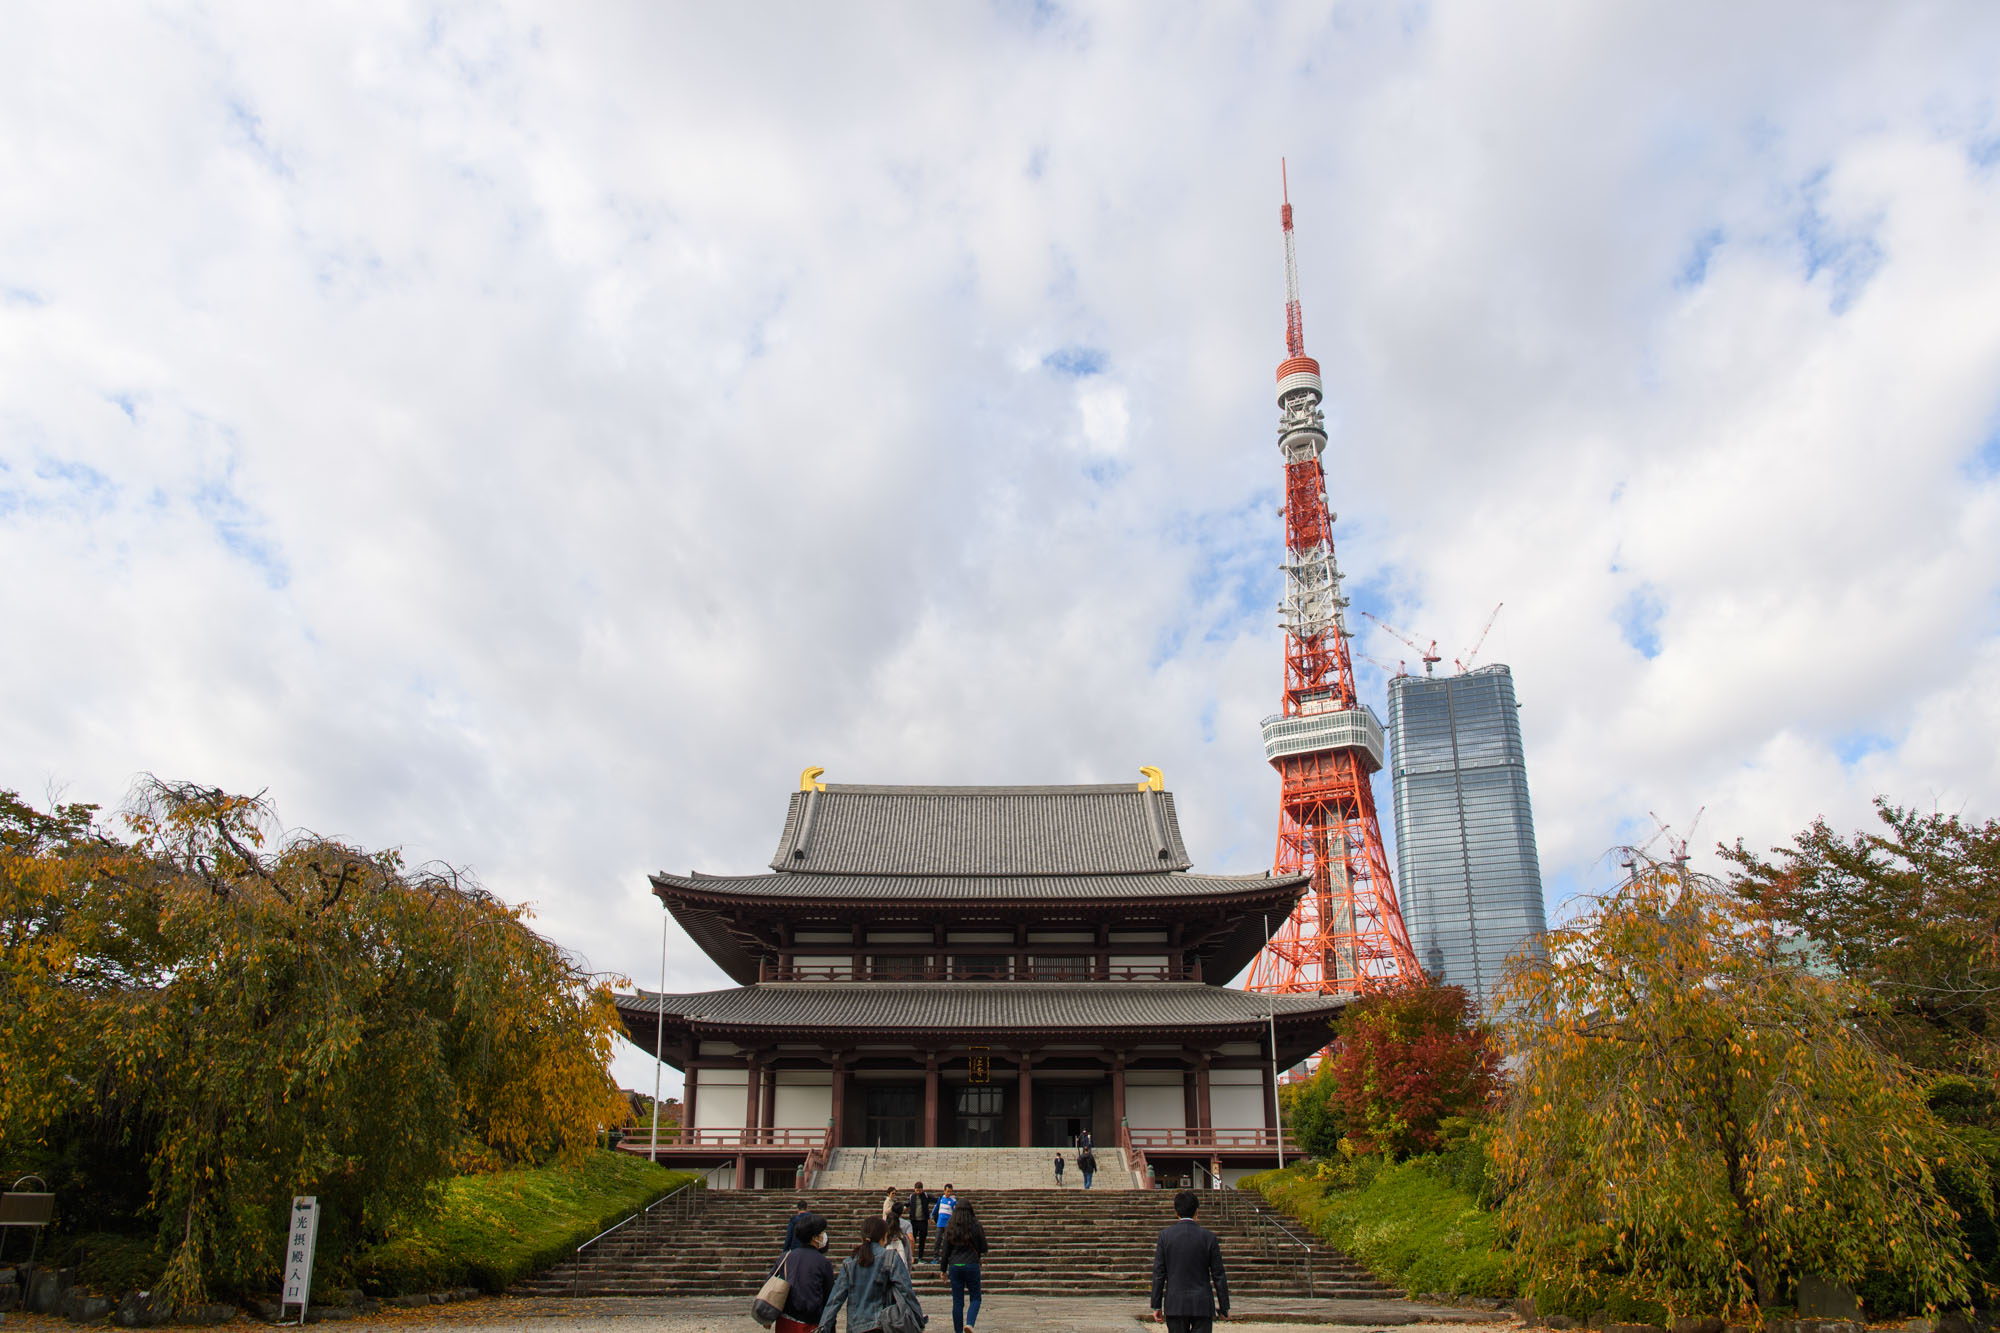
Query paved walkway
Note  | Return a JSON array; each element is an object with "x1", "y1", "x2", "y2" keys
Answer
[{"x1": 2, "y1": 1293, "x2": 1514, "y2": 1332}]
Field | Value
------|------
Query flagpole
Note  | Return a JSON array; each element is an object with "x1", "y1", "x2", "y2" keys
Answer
[
  {"x1": 1265, "y1": 913, "x2": 1285, "y2": 1170},
  {"x1": 650, "y1": 907, "x2": 668, "y2": 1162}
]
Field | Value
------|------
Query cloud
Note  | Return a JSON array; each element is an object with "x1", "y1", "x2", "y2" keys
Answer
[{"x1": 3, "y1": 2, "x2": 1999, "y2": 1092}]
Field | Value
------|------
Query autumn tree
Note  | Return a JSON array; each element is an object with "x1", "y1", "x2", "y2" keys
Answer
[
  {"x1": 1725, "y1": 801, "x2": 2000, "y2": 1297},
  {"x1": 1490, "y1": 855, "x2": 1983, "y2": 1320},
  {"x1": 1723, "y1": 800, "x2": 1999, "y2": 1080},
  {"x1": 1325, "y1": 981, "x2": 1499, "y2": 1159},
  {"x1": 0, "y1": 781, "x2": 629, "y2": 1308}
]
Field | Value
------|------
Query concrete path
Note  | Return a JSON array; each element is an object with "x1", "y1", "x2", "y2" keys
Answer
[
  {"x1": 354, "y1": 1295, "x2": 1509, "y2": 1331},
  {"x1": 4, "y1": 1293, "x2": 1514, "y2": 1333}
]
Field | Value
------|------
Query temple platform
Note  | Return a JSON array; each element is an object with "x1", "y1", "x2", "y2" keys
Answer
[{"x1": 815, "y1": 1146, "x2": 1140, "y2": 1190}]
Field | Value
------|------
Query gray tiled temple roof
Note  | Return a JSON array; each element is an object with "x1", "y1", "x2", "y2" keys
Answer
[
  {"x1": 767, "y1": 784, "x2": 1194, "y2": 874},
  {"x1": 618, "y1": 981, "x2": 1350, "y2": 1035},
  {"x1": 656, "y1": 870, "x2": 1302, "y2": 902}
]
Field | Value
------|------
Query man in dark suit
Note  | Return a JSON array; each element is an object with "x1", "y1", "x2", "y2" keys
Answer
[{"x1": 1150, "y1": 1189, "x2": 1229, "y2": 1333}]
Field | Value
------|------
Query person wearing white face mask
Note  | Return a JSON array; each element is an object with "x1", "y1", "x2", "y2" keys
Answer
[{"x1": 776, "y1": 1212, "x2": 835, "y2": 1333}]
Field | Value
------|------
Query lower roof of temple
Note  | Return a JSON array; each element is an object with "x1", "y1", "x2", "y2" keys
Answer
[{"x1": 617, "y1": 981, "x2": 1352, "y2": 1066}]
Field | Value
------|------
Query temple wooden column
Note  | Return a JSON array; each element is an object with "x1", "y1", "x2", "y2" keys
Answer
[
  {"x1": 924, "y1": 1054, "x2": 941, "y2": 1148},
  {"x1": 831, "y1": 1052, "x2": 849, "y2": 1149},
  {"x1": 1017, "y1": 1052, "x2": 1035, "y2": 1148},
  {"x1": 1110, "y1": 1052, "x2": 1127, "y2": 1134},
  {"x1": 680, "y1": 1043, "x2": 699, "y2": 1140},
  {"x1": 1195, "y1": 1055, "x2": 1213, "y2": 1131},
  {"x1": 740, "y1": 1053, "x2": 763, "y2": 1189},
  {"x1": 761, "y1": 1064, "x2": 778, "y2": 1135}
]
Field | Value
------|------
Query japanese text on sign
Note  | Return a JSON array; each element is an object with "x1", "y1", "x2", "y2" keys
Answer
[{"x1": 281, "y1": 1196, "x2": 320, "y2": 1314}]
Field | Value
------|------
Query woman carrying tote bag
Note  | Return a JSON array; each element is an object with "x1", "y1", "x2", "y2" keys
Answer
[{"x1": 756, "y1": 1212, "x2": 835, "y2": 1333}]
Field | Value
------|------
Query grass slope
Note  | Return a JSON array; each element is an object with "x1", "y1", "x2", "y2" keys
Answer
[
  {"x1": 1243, "y1": 1158, "x2": 1514, "y2": 1299},
  {"x1": 357, "y1": 1151, "x2": 699, "y2": 1295}
]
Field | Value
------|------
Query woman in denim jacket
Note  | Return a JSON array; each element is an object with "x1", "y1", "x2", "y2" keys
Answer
[{"x1": 817, "y1": 1216, "x2": 925, "y2": 1333}]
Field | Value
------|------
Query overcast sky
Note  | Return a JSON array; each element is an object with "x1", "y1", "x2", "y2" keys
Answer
[{"x1": 6, "y1": 3, "x2": 1999, "y2": 1094}]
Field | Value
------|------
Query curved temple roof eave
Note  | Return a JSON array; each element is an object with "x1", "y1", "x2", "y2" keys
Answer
[
  {"x1": 650, "y1": 870, "x2": 1314, "y2": 987},
  {"x1": 613, "y1": 982, "x2": 1354, "y2": 1068}
]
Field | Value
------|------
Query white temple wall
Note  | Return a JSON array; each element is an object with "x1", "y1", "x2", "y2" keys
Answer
[
  {"x1": 773, "y1": 1071, "x2": 834, "y2": 1128},
  {"x1": 1124, "y1": 1069, "x2": 1187, "y2": 1128},
  {"x1": 691, "y1": 1067, "x2": 748, "y2": 1128},
  {"x1": 1209, "y1": 1068, "x2": 1267, "y2": 1129}
]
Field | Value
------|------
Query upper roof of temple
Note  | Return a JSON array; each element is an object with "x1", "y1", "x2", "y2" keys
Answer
[
  {"x1": 651, "y1": 778, "x2": 1307, "y2": 985},
  {"x1": 764, "y1": 783, "x2": 1193, "y2": 875}
]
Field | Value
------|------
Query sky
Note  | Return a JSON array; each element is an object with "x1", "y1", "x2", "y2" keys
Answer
[{"x1": 5, "y1": 3, "x2": 1999, "y2": 1096}]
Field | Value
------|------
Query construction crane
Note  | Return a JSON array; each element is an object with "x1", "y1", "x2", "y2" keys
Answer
[
  {"x1": 1454, "y1": 603, "x2": 1503, "y2": 674},
  {"x1": 1358, "y1": 610, "x2": 1440, "y2": 676},
  {"x1": 1648, "y1": 807, "x2": 1705, "y2": 875}
]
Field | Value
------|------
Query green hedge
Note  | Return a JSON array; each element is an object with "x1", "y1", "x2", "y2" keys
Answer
[
  {"x1": 53, "y1": 1232, "x2": 169, "y2": 1296},
  {"x1": 356, "y1": 1152, "x2": 700, "y2": 1295},
  {"x1": 1242, "y1": 1157, "x2": 1515, "y2": 1299}
]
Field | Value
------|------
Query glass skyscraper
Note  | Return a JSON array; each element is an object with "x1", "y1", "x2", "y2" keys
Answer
[{"x1": 1385, "y1": 664, "x2": 1547, "y2": 1006}]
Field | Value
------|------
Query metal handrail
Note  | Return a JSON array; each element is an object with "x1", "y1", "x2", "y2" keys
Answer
[
  {"x1": 570, "y1": 1180, "x2": 704, "y2": 1296},
  {"x1": 1206, "y1": 1186, "x2": 1317, "y2": 1298}
]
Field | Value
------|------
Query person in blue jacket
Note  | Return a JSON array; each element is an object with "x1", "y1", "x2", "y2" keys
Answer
[{"x1": 817, "y1": 1216, "x2": 924, "y2": 1333}]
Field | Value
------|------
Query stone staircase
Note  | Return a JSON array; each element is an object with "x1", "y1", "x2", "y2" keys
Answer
[
  {"x1": 515, "y1": 1187, "x2": 1395, "y2": 1300},
  {"x1": 815, "y1": 1147, "x2": 1140, "y2": 1191}
]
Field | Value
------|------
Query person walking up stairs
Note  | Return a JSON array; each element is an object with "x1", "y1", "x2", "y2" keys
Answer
[
  {"x1": 936, "y1": 1201, "x2": 989, "y2": 1333},
  {"x1": 1150, "y1": 1190, "x2": 1229, "y2": 1333}
]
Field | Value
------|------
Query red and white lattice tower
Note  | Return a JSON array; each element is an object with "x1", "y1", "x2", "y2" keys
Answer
[{"x1": 1246, "y1": 166, "x2": 1420, "y2": 999}]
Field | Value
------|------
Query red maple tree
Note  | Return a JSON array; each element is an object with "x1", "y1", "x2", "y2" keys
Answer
[{"x1": 1327, "y1": 982, "x2": 1499, "y2": 1157}]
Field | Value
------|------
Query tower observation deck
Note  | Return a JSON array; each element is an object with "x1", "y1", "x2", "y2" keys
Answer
[{"x1": 1246, "y1": 169, "x2": 1420, "y2": 999}]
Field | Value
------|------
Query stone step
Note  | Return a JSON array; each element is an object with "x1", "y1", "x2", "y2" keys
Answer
[{"x1": 511, "y1": 1175, "x2": 1395, "y2": 1301}]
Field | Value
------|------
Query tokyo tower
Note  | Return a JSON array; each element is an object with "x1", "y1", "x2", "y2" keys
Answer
[{"x1": 1245, "y1": 166, "x2": 1420, "y2": 998}]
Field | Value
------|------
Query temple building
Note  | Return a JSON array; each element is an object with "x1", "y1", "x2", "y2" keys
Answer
[{"x1": 615, "y1": 773, "x2": 1350, "y2": 1188}]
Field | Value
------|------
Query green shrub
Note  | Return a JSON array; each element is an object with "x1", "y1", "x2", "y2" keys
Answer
[
  {"x1": 1243, "y1": 1156, "x2": 1514, "y2": 1298},
  {"x1": 1278, "y1": 1062, "x2": 1345, "y2": 1159},
  {"x1": 57, "y1": 1233, "x2": 168, "y2": 1295},
  {"x1": 355, "y1": 1153, "x2": 699, "y2": 1295}
]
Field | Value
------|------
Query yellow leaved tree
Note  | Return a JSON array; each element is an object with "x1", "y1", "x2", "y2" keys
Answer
[
  {"x1": 0, "y1": 780, "x2": 629, "y2": 1308},
  {"x1": 1489, "y1": 853, "x2": 1985, "y2": 1320}
]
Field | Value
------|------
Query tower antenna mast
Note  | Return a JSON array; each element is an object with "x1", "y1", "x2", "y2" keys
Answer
[{"x1": 1248, "y1": 164, "x2": 1421, "y2": 1009}]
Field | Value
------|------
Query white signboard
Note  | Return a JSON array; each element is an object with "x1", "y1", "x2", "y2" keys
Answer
[{"x1": 281, "y1": 1196, "x2": 320, "y2": 1320}]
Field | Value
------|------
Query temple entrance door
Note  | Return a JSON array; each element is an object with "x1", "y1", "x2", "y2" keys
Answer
[
  {"x1": 863, "y1": 1086, "x2": 921, "y2": 1147},
  {"x1": 1041, "y1": 1087, "x2": 1094, "y2": 1148},
  {"x1": 953, "y1": 1087, "x2": 1003, "y2": 1147}
]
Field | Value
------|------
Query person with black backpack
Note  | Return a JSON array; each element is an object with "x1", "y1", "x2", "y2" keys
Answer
[
  {"x1": 1078, "y1": 1145, "x2": 1097, "y2": 1190},
  {"x1": 935, "y1": 1201, "x2": 988, "y2": 1333}
]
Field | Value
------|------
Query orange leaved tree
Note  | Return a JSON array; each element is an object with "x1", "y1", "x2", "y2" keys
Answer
[
  {"x1": 1489, "y1": 854, "x2": 1984, "y2": 1320},
  {"x1": 0, "y1": 781, "x2": 629, "y2": 1308}
]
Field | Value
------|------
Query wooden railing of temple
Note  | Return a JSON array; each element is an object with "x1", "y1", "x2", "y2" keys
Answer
[
  {"x1": 766, "y1": 959, "x2": 1196, "y2": 983},
  {"x1": 613, "y1": 1127, "x2": 832, "y2": 1154},
  {"x1": 1121, "y1": 1126, "x2": 1287, "y2": 1189},
  {"x1": 1118, "y1": 1122, "x2": 1150, "y2": 1188},
  {"x1": 1126, "y1": 1128, "x2": 1281, "y2": 1151},
  {"x1": 800, "y1": 1139, "x2": 830, "y2": 1188}
]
